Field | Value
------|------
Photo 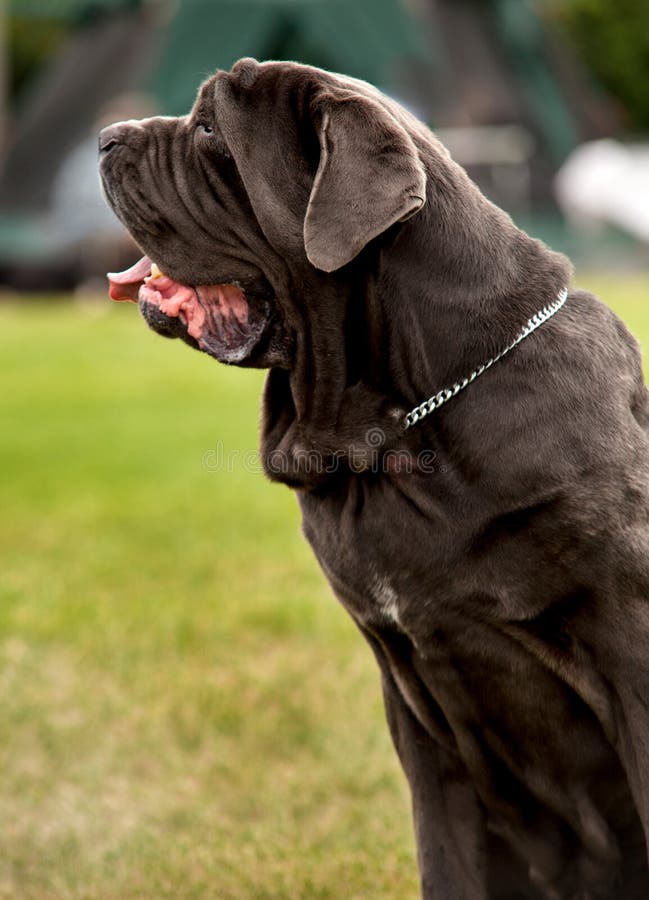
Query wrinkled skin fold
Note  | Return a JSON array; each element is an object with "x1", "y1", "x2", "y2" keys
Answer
[{"x1": 100, "y1": 58, "x2": 649, "y2": 899}]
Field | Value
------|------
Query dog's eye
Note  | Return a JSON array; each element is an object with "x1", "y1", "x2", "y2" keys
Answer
[{"x1": 194, "y1": 121, "x2": 231, "y2": 158}]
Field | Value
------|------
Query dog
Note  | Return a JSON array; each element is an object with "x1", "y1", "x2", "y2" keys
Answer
[{"x1": 99, "y1": 58, "x2": 649, "y2": 899}]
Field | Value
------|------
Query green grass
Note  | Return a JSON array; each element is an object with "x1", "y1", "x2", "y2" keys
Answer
[{"x1": 1, "y1": 274, "x2": 648, "y2": 899}]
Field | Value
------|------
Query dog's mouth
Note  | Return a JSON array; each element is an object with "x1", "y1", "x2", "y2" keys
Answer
[{"x1": 107, "y1": 255, "x2": 270, "y2": 364}]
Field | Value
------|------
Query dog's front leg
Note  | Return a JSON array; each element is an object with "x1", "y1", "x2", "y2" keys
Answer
[
  {"x1": 366, "y1": 638, "x2": 488, "y2": 900},
  {"x1": 382, "y1": 673, "x2": 488, "y2": 900}
]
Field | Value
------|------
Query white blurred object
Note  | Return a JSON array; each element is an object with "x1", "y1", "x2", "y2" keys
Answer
[{"x1": 554, "y1": 139, "x2": 649, "y2": 243}]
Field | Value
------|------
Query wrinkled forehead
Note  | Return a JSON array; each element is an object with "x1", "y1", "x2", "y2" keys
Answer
[
  {"x1": 191, "y1": 60, "x2": 426, "y2": 147},
  {"x1": 189, "y1": 66, "x2": 321, "y2": 163},
  {"x1": 191, "y1": 76, "x2": 219, "y2": 118},
  {"x1": 191, "y1": 61, "x2": 381, "y2": 119}
]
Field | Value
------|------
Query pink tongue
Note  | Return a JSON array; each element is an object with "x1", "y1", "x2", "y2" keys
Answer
[{"x1": 107, "y1": 255, "x2": 152, "y2": 302}]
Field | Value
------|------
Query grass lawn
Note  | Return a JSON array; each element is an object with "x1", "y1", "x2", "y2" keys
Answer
[{"x1": 1, "y1": 273, "x2": 648, "y2": 899}]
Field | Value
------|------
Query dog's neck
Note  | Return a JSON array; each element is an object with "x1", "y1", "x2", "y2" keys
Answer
[
  {"x1": 261, "y1": 152, "x2": 571, "y2": 489},
  {"x1": 363, "y1": 162, "x2": 572, "y2": 409}
]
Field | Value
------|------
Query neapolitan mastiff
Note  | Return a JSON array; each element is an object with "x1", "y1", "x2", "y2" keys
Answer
[{"x1": 99, "y1": 59, "x2": 649, "y2": 898}]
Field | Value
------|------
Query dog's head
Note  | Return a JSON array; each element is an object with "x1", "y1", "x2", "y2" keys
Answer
[{"x1": 99, "y1": 58, "x2": 427, "y2": 369}]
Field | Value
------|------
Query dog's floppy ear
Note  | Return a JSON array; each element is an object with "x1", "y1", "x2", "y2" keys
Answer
[{"x1": 304, "y1": 91, "x2": 427, "y2": 273}]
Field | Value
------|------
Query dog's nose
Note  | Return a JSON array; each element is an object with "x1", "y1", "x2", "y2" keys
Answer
[{"x1": 99, "y1": 123, "x2": 129, "y2": 153}]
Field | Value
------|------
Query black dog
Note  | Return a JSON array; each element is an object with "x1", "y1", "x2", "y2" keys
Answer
[{"x1": 100, "y1": 58, "x2": 649, "y2": 898}]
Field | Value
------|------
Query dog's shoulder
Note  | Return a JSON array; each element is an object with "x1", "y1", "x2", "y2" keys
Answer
[{"x1": 555, "y1": 287, "x2": 649, "y2": 421}]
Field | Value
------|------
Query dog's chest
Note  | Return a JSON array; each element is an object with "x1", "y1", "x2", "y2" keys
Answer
[
  {"x1": 325, "y1": 554, "x2": 403, "y2": 630},
  {"x1": 298, "y1": 481, "x2": 426, "y2": 630},
  {"x1": 305, "y1": 525, "x2": 402, "y2": 629}
]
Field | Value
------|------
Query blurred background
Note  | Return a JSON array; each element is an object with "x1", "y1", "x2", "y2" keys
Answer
[{"x1": 1, "y1": 2, "x2": 648, "y2": 898}]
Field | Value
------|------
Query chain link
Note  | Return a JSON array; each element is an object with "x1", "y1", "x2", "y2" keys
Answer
[{"x1": 404, "y1": 288, "x2": 569, "y2": 430}]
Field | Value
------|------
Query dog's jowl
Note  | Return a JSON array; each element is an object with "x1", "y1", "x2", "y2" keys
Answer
[{"x1": 100, "y1": 58, "x2": 649, "y2": 899}]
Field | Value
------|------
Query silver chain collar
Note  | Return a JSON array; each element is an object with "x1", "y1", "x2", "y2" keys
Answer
[{"x1": 404, "y1": 288, "x2": 568, "y2": 429}]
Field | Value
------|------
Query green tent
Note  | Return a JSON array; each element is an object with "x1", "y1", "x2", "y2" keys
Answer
[{"x1": 151, "y1": 0, "x2": 432, "y2": 115}]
